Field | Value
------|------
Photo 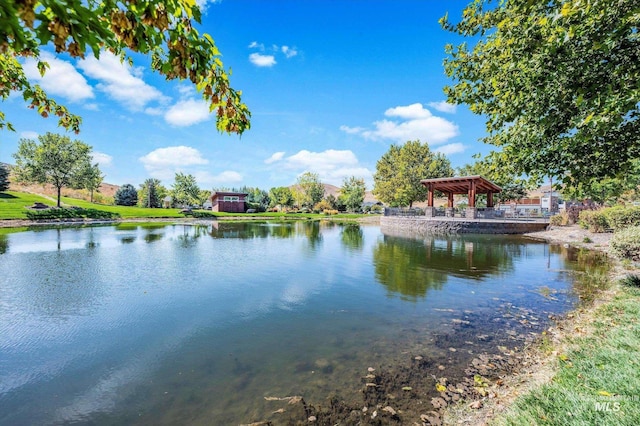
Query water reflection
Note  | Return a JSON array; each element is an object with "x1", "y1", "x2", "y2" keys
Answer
[
  {"x1": 341, "y1": 224, "x2": 364, "y2": 252},
  {"x1": 0, "y1": 222, "x2": 613, "y2": 425},
  {"x1": 373, "y1": 233, "x2": 523, "y2": 300},
  {"x1": 143, "y1": 229, "x2": 164, "y2": 243},
  {"x1": 0, "y1": 234, "x2": 7, "y2": 254}
]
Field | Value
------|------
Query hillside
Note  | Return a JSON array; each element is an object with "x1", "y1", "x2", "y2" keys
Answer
[{"x1": 9, "y1": 181, "x2": 119, "y2": 203}]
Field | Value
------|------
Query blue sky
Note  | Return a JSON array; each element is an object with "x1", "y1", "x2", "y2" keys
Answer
[{"x1": 1, "y1": 0, "x2": 490, "y2": 191}]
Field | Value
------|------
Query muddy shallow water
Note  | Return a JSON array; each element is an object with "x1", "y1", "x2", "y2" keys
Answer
[{"x1": 0, "y1": 222, "x2": 608, "y2": 425}]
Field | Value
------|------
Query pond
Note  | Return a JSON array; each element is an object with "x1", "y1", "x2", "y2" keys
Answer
[{"x1": 0, "y1": 222, "x2": 608, "y2": 425}]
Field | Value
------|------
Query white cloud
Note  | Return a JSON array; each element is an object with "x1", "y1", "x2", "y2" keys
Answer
[
  {"x1": 78, "y1": 51, "x2": 166, "y2": 111},
  {"x1": 281, "y1": 46, "x2": 298, "y2": 58},
  {"x1": 384, "y1": 103, "x2": 431, "y2": 119},
  {"x1": 428, "y1": 101, "x2": 457, "y2": 114},
  {"x1": 84, "y1": 103, "x2": 99, "y2": 111},
  {"x1": 23, "y1": 52, "x2": 93, "y2": 102},
  {"x1": 140, "y1": 146, "x2": 209, "y2": 172},
  {"x1": 435, "y1": 143, "x2": 466, "y2": 155},
  {"x1": 19, "y1": 131, "x2": 39, "y2": 139},
  {"x1": 341, "y1": 103, "x2": 459, "y2": 144},
  {"x1": 339, "y1": 125, "x2": 364, "y2": 135},
  {"x1": 92, "y1": 152, "x2": 113, "y2": 167},
  {"x1": 164, "y1": 99, "x2": 210, "y2": 126},
  {"x1": 248, "y1": 41, "x2": 265, "y2": 50},
  {"x1": 249, "y1": 53, "x2": 276, "y2": 67},
  {"x1": 273, "y1": 149, "x2": 373, "y2": 186},
  {"x1": 265, "y1": 152, "x2": 285, "y2": 164}
]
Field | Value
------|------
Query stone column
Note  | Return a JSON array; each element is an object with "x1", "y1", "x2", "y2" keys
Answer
[
  {"x1": 425, "y1": 207, "x2": 437, "y2": 217},
  {"x1": 445, "y1": 207, "x2": 455, "y2": 217},
  {"x1": 465, "y1": 207, "x2": 477, "y2": 219}
]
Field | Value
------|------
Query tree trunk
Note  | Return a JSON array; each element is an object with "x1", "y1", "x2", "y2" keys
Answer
[
  {"x1": 90, "y1": 189, "x2": 94, "y2": 203},
  {"x1": 57, "y1": 186, "x2": 61, "y2": 207}
]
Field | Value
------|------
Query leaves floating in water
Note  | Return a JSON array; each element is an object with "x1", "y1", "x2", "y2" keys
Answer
[
  {"x1": 402, "y1": 386, "x2": 412, "y2": 391},
  {"x1": 435, "y1": 383, "x2": 447, "y2": 393},
  {"x1": 263, "y1": 395, "x2": 303, "y2": 405}
]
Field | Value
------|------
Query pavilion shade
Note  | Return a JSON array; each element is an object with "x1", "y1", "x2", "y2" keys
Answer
[{"x1": 420, "y1": 176, "x2": 502, "y2": 194}]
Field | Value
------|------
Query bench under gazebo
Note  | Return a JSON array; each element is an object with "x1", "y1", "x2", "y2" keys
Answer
[{"x1": 420, "y1": 176, "x2": 502, "y2": 219}]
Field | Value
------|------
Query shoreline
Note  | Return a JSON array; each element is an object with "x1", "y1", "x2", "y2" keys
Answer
[{"x1": 442, "y1": 225, "x2": 621, "y2": 425}]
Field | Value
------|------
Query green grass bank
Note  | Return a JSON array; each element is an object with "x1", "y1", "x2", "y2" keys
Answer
[{"x1": 0, "y1": 191, "x2": 370, "y2": 222}]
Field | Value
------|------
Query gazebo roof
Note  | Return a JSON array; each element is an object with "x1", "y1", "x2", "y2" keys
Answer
[{"x1": 420, "y1": 176, "x2": 502, "y2": 194}]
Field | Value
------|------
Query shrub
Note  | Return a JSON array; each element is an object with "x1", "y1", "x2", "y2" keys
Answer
[
  {"x1": 550, "y1": 211, "x2": 569, "y2": 226},
  {"x1": 245, "y1": 201, "x2": 266, "y2": 213},
  {"x1": 610, "y1": 226, "x2": 640, "y2": 260},
  {"x1": 323, "y1": 209, "x2": 339, "y2": 215},
  {"x1": 620, "y1": 274, "x2": 640, "y2": 288},
  {"x1": 313, "y1": 200, "x2": 333, "y2": 213},
  {"x1": 190, "y1": 211, "x2": 216, "y2": 218},
  {"x1": 26, "y1": 208, "x2": 120, "y2": 220},
  {"x1": 604, "y1": 206, "x2": 640, "y2": 231},
  {"x1": 566, "y1": 205, "x2": 595, "y2": 224},
  {"x1": 578, "y1": 210, "x2": 609, "y2": 232}
]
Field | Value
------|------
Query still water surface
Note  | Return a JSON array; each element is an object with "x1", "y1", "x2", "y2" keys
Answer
[{"x1": 0, "y1": 222, "x2": 606, "y2": 424}]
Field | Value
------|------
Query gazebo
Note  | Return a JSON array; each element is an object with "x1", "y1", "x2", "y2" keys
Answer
[{"x1": 420, "y1": 176, "x2": 502, "y2": 219}]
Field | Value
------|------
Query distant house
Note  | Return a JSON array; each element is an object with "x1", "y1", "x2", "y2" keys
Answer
[{"x1": 210, "y1": 191, "x2": 248, "y2": 213}]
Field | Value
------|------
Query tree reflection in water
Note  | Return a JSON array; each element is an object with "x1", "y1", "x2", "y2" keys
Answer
[
  {"x1": 340, "y1": 224, "x2": 364, "y2": 252},
  {"x1": 373, "y1": 233, "x2": 524, "y2": 301}
]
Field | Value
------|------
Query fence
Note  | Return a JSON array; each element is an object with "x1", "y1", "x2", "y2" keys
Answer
[{"x1": 384, "y1": 207, "x2": 425, "y2": 217}]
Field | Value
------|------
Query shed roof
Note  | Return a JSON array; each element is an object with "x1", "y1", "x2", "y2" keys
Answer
[
  {"x1": 211, "y1": 191, "x2": 248, "y2": 198},
  {"x1": 420, "y1": 176, "x2": 502, "y2": 194}
]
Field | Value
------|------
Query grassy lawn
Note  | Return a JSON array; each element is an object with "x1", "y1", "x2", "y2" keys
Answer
[
  {"x1": 496, "y1": 280, "x2": 640, "y2": 426},
  {"x1": 0, "y1": 191, "x2": 57, "y2": 219},
  {"x1": 1, "y1": 191, "x2": 372, "y2": 221},
  {"x1": 60, "y1": 196, "x2": 185, "y2": 218}
]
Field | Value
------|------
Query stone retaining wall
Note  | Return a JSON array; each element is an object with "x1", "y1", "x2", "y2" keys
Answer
[{"x1": 380, "y1": 216, "x2": 548, "y2": 235}]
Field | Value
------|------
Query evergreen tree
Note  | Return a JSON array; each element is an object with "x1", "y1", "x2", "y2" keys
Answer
[
  {"x1": 114, "y1": 184, "x2": 138, "y2": 206},
  {"x1": 0, "y1": 164, "x2": 9, "y2": 192}
]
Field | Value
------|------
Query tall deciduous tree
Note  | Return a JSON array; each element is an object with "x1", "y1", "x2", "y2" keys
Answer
[
  {"x1": 74, "y1": 162, "x2": 103, "y2": 203},
  {"x1": 1, "y1": 0, "x2": 250, "y2": 134},
  {"x1": 339, "y1": 176, "x2": 366, "y2": 212},
  {"x1": 269, "y1": 186, "x2": 294, "y2": 210},
  {"x1": 296, "y1": 172, "x2": 325, "y2": 209},
  {"x1": 114, "y1": 183, "x2": 138, "y2": 206},
  {"x1": 373, "y1": 140, "x2": 454, "y2": 207},
  {"x1": 0, "y1": 163, "x2": 10, "y2": 192},
  {"x1": 12, "y1": 132, "x2": 92, "y2": 207},
  {"x1": 441, "y1": 0, "x2": 640, "y2": 189},
  {"x1": 171, "y1": 172, "x2": 200, "y2": 207}
]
